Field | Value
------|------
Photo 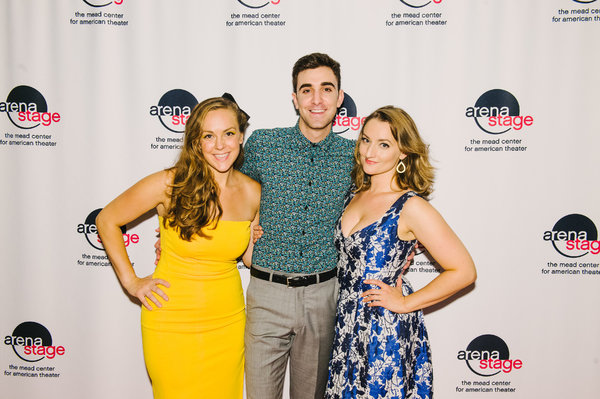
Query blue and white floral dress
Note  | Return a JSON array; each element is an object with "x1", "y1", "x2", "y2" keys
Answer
[{"x1": 325, "y1": 190, "x2": 433, "y2": 399}]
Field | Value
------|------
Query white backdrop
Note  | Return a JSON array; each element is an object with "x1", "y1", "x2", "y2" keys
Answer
[{"x1": 1, "y1": 0, "x2": 599, "y2": 398}]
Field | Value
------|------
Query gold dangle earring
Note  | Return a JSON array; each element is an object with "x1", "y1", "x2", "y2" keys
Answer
[{"x1": 396, "y1": 159, "x2": 406, "y2": 174}]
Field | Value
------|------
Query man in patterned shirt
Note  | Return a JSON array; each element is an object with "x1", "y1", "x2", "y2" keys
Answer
[{"x1": 241, "y1": 53, "x2": 355, "y2": 399}]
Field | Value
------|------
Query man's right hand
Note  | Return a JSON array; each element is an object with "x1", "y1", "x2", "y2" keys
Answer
[{"x1": 252, "y1": 225, "x2": 264, "y2": 244}]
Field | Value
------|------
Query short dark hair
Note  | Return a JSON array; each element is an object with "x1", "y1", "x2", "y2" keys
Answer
[{"x1": 292, "y1": 53, "x2": 341, "y2": 92}]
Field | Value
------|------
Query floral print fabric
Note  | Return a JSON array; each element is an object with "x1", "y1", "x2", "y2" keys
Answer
[{"x1": 325, "y1": 191, "x2": 433, "y2": 399}]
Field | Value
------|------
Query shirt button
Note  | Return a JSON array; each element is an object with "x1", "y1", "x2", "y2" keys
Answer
[
  {"x1": 300, "y1": 251, "x2": 303, "y2": 257},
  {"x1": 308, "y1": 181, "x2": 312, "y2": 186},
  {"x1": 304, "y1": 205, "x2": 308, "y2": 210},
  {"x1": 302, "y1": 230, "x2": 305, "y2": 235}
]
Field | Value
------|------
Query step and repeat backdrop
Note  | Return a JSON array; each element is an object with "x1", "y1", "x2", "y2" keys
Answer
[{"x1": 1, "y1": 0, "x2": 599, "y2": 398}]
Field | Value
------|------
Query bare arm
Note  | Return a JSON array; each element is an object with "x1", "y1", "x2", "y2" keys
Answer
[
  {"x1": 364, "y1": 196, "x2": 476, "y2": 313},
  {"x1": 242, "y1": 211, "x2": 260, "y2": 267},
  {"x1": 241, "y1": 179, "x2": 261, "y2": 267},
  {"x1": 96, "y1": 170, "x2": 172, "y2": 310}
]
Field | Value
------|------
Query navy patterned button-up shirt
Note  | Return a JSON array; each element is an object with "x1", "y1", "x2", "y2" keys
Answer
[{"x1": 241, "y1": 122, "x2": 355, "y2": 274}]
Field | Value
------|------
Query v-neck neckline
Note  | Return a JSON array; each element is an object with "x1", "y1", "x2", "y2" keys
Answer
[{"x1": 340, "y1": 191, "x2": 412, "y2": 239}]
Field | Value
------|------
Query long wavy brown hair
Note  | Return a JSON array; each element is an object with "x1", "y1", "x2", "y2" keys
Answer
[
  {"x1": 164, "y1": 97, "x2": 249, "y2": 240},
  {"x1": 352, "y1": 106, "x2": 435, "y2": 199}
]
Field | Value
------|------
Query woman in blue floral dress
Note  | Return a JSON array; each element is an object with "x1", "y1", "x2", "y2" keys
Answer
[{"x1": 325, "y1": 106, "x2": 477, "y2": 399}]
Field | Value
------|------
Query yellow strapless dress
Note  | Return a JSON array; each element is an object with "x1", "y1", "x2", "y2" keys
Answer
[{"x1": 141, "y1": 217, "x2": 249, "y2": 399}]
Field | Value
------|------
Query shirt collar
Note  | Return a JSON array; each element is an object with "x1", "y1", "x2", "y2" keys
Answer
[{"x1": 290, "y1": 120, "x2": 335, "y2": 151}]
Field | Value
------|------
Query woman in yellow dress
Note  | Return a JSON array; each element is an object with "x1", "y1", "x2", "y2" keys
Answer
[{"x1": 96, "y1": 96, "x2": 260, "y2": 399}]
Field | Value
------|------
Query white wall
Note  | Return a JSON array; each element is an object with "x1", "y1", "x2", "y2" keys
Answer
[{"x1": 1, "y1": 0, "x2": 599, "y2": 397}]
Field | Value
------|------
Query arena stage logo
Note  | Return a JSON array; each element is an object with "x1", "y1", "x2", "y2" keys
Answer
[
  {"x1": 237, "y1": 0, "x2": 280, "y2": 9},
  {"x1": 333, "y1": 93, "x2": 365, "y2": 135},
  {"x1": 149, "y1": 89, "x2": 198, "y2": 133},
  {"x1": 4, "y1": 322, "x2": 65, "y2": 362},
  {"x1": 572, "y1": 0, "x2": 597, "y2": 4},
  {"x1": 465, "y1": 89, "x2": 533, "y2": 135},
  {"x1": 398, "y1": 0, "x2": 443, "y2": 8},
  {"x1": 543, "y1": 214, "x2": 599, "y2": 257},
  {"x1": 77, "y1": 208, "x2": 139, "y2": 251},
  {"x1": 1, "y1": 85, "x2": 61, "y2": 129},
  {"x1": 457, "y1": 334, "x2": 522, "y2": 377},
  {"x1": 83, "y1": 0, "x2": 124, "y2": 7}
]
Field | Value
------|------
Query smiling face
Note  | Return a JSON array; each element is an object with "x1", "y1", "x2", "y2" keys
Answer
[
  {"x1": 358, "y1": 118, "x2": 405, "y2": 178},
  {"x1": 199, "y1": 108, "x2": 244, "y2": 174},
  {"x1": 292, "y1": 66, "x2": 344, "y2": 141}
]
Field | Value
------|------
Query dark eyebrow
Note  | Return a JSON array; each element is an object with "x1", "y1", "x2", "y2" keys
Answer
[{"x1": 298, "y1": 82, "x2": 337, "y2": 91}]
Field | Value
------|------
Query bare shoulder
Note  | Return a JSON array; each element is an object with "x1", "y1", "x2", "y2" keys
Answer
[
  {"x1": 162, "y1": 168, "x2": 176, "y2": 190},
  {"x1": 236, "y1": 170, "x2": 260, "y2": 193},
  {"x1": 403, "y1": 194, "x2": 431, "y2": 213},
  {"x1": 233, "y1": 170, "x2": 261, "y2": 204},
  {"x1": 142, "y1": 169, "x2": 173, "y2": 186},
  {"x1": 146, "y1": 169, "x2": 172, "y2": 195},
  {"x1": 141, "y1": 170, "x2": 174, "y2": 213},
  {"x1": 402, "y1": 194, "x2": 442, "y2": 223},
  {"x1": 163, "y1": 167, "x2": 176, "y2": 182}
]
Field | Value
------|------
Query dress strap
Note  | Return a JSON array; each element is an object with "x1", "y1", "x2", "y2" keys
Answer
[
  {"x1": 389, "y1": 190, "x2": 418, "y2": 217},
  {"x1": 342, "y1": 186, "x2": 356, "y2": 208}
]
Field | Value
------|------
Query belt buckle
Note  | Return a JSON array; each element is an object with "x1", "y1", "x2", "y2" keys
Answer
[
  {"x1": 286, "y1": 275, "x2": 303, "y2": 287},
  {"x1": 285, "y1": 276, "x2": 296, "y2": 288}
]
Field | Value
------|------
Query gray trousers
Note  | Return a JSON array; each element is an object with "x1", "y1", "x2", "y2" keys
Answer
[{"x1": 244, "y1": 271, "x2": 338, "y2": 399}]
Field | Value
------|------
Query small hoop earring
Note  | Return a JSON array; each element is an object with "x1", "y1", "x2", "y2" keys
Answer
[{"x1": 396, "y1": 160, "x2": 406, "y2": 174}]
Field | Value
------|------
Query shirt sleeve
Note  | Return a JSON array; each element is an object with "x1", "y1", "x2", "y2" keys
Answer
[{"x1": 240, "y1": 130, "x2": 261, "y2": 183}]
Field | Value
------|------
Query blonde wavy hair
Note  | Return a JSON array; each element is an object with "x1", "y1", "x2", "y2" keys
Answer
[
  {"x1": 352, "y1": 106, "x2": 434, "y2": 199},
  {"x1": 164, "y1": 97, "x2": 249, "y2": 240}
]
